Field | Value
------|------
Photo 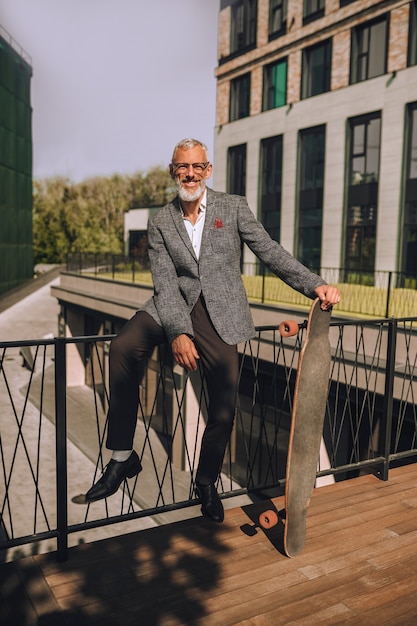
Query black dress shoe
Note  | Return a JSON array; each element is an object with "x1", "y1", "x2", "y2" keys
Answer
[
  {"x1": 85, "y1": 451, "x2": 142, "y2": 502},
  {"x1": 196, "y1": 482, "x2": 224, "y2": 523}
]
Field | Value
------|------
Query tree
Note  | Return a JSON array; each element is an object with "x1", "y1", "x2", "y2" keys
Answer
[{"x1": 33, "y1": 167, "x2": 175, "y2": 264}]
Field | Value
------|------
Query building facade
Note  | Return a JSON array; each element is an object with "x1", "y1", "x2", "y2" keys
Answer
[
  {"x1": 213, "y1": 0, "x2": 417, "y2": 281},
  {"x1": 0, "y1": 26, "x2": 33, "y2": 296}
]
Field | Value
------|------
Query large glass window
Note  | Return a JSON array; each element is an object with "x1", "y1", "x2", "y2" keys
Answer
[
  {"x1": 231, "y1": 0, "x2": 258, "y2": 55},
  {"x1": 303, "y1": 0, "x2": 324, "y2": 25},
  {"x1": 229, "y1": 73, "x2": 251, "y2": 121},
  {"x1": 350, "y1": 15, "x2": 388, "y2": 84},
  {"x1": 401, "y1": 103, "x2": 417, "y2": 277},
  {"x1": 344, "y1": 113, "x2": 381, "y2": 277},
  {"x1": 259, "y1": 135, "x2": 283, "y2": 242},
  {"x1": 301, "y1": 39, "x2": 332, "y2": 99},
  {"x1": 227, "y1": 144, "x2": 246, "y2": 196},
  {"x1": 350, "y1": 116, "x2": 381, "y2": 185},
  {"x1": 408, "y1": 1, "x2": 417, "y2": 67},
  {"x1": 269, "y1": 0, "x2": 287, "y2": 39},
  {"x1": 297, "y1": 125, "x2": 325, "y2": 272},
  {"x1": 262, "y1": 59, "x2": 287, "y2": 111}
]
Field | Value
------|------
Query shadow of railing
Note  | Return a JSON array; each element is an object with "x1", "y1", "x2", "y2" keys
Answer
[{"x1": 1, "y1": 315, "x2": 417, "y2": 562}]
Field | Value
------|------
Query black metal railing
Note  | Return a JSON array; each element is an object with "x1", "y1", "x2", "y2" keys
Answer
[
  {"x1": 66, "y1": 254, "x2": 417, "y2": 319},
  {"x1": 1, "y1": 315, "x2": 417, "y2": 562}
]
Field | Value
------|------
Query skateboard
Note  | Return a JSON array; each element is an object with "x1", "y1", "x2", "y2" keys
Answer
[{"x1": 259, "y1": 298, "x2": 332, "y2": 557}]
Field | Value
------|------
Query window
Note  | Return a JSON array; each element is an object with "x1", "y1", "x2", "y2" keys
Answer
[
  {"x1": 350, "y1": 15, "x2": 388, "y2": 84},
  {"x1": 297, "y1": 125, "x2": 325, "y2": 272},
  {"x1": 408, "y1": 1, "x2": 417, "y2": 67},
  {"x1": 350, "y1": 115, "x2": 380, "y2": 185},
  {"x1": 231, "y1": 0, "x2": 257, "y2": 55},
  {"x1": 344, "y1": 113, "x2": 381, "y2": 277},
  {"x1": 401, "y1": 103, "x2": 417, "y2": 276},
  {"x1": 259, "y1": 136, "x2": 283, "y2": 242},
  {"x1": 301, "y1": 39, "x2": 332, "y2": 99},
  {"x1": 269, "y1": 0, "x2": 287, "y2": 39},
  {"x1": 227, "y1": 144, "x2": 246, "y2": 196},
  {"x1": 340, "y1": 0, "x2": 358, "y2": 6},
  {"x1": 303, "y1": 0, "x2": 324, "y2": 25},
  {"x1": 262, "y1": 59, "x2": 287, "y2": 110},
  {"x1": 229, "y1": 73, "x2": 251, "y2": 121}
]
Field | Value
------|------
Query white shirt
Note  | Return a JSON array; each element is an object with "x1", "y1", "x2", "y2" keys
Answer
[{"x1": 181, "y1": 190, "x2": 207, "y2": 260}]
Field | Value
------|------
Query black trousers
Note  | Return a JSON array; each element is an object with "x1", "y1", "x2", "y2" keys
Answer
[{"x1": 106, "y1": 297, "x2": 239, "y2": 485}]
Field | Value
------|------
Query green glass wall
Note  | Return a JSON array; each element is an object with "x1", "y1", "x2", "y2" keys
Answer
[{"x1": 0, "y1": 32, "x2": 33, "y2": 296}]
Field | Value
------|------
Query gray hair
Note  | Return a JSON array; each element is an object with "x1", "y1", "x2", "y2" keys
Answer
[{"x1": 171, "y1": 138, "x2": 209, "y2": 162}]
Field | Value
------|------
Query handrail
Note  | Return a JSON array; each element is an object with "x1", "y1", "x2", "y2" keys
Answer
[{"x1": 65, "y1": 253, "x2": 417, "y2": 319}]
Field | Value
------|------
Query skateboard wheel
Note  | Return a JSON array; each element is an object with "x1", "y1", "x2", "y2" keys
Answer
[
  {"x1": 259, "y1": 509, "x2": 279, "y2": 529},
  {"x1": 279, "y1": 320, "x2": 299, "y2": 337}
]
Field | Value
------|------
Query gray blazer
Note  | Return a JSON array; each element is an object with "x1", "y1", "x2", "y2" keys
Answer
[{"x1": 141, "y1": 188, "x2": 326, "y2": 345}]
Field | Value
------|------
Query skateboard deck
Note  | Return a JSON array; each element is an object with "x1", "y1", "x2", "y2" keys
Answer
[{"x1": 283, "y1": 298, "x2": 332, "y2": 557}]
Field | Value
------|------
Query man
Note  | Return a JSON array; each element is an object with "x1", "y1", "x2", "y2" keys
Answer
[{"x1": 85, "y1": 138, "x2": 341, "y2": 522}]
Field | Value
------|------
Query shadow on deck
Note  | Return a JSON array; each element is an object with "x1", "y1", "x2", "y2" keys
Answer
[{"x1": 2, "y1": 464, "x2": 417, "y2": 626}]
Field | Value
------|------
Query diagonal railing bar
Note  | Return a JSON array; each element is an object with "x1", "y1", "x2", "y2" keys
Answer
[
  {"x1": 326, "y1": 325, "x2": 368, "y2": 468},
  {"x1": 348, "y1": 324, "x2": 383, "y2": 464},
  {"x1": 0, "y1": 345, "x2": 51, "y2": 536},
  {"x1": 238, "y1": 335, "x2": 263, "y2": 489},
  {"x1": 0, "y1": 434, "x2": 13, "y2": 540},
  {"x1": 0, "y1": 349, "x2": 14, "y2": 538},
  {"x1": 153, "y1": 364, "x2": 186, "y2": 508},
  {"x1": 267, "y1": 329, "x2": 304, "y2": 481},
  {"x1": 393, "y1": 320, "x2": 417, "y2": 453},
  {"x1": 137, "y1": 355, "x2": 181, "y2": 508},
  {"x1": 190, "y1": 370, "x2": 208, "y2": 497},
  {"x1": 83, "y1": 341, "x2": 114, "y2": 521},
  {"x1": 345, "y1": 326, "x2": 374, "y2": 465}
]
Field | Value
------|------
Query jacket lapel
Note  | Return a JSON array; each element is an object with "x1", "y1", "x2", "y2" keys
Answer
[
  {"x1": 199, "y1": 188, "x2": 216, "y2": 261},
  {"x1": 169, "y1": 197, "x2": 197, "y2": 259}
]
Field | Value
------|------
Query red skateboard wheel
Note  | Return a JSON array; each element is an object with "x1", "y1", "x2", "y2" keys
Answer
[
  {"x1": 279, "y1": 320, "x2": 299, "y2": 337},
  {"x1": 259, "y1": 509, "x2": 279, "y2": 529}
]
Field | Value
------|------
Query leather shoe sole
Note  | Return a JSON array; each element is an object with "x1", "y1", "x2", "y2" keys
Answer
[
  {"x1": 86, "y1": 450, "x2": 142, "y2": 502},
  {"x1": 196, "y1": 482, "x2": 224, "y2": 523}
]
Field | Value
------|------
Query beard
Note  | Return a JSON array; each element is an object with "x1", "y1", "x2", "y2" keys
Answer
[{"x1": 175, "y1": 177, "x2": 206, "y2": 202}]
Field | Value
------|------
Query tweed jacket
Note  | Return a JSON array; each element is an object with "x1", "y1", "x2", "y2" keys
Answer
[{"x1": 140, "y1": 188, "x2": 326, "y2": 345}]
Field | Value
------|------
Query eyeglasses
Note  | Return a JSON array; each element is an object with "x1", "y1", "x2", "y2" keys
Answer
[{"x1": 171, "y1": 162, "x2": 210, "y2": 174}]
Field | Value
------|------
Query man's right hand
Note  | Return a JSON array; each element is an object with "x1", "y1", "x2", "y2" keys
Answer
[{"x1": 171, "y1": 334, "x2": 200, "y2": 371}]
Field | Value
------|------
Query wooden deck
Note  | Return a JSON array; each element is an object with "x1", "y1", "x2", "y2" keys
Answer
[{"x1": 2, "y1": 464, "x2": 417, "y2": 626}]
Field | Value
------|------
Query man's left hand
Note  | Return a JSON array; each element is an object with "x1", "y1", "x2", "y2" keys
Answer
[{"x1": 314, "y1": 285, "x2": 341, "y2": 310}]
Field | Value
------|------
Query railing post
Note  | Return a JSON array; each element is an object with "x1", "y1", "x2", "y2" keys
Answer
[
  {"x1": 379, "y1": 318, "x2": 397, "y2": 481},
  {"x1": 385, "y1": 271, "x2": 393, "y2": 318},
  {"x1": 55, "y1": 337, "x2": 68, "y2": 562}
]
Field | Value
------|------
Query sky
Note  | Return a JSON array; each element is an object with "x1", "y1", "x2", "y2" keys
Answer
[{"x1": 0, "y1": 0, "x2": 219, "y2": 182}]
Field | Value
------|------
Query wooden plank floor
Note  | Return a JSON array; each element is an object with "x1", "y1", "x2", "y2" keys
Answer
[{"x1": 2, "y1": 464, "x2": 417, "y2": 626}]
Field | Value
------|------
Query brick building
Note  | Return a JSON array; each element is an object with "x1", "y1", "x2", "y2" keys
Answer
[{"x1": 213, "y1": 0, "x2": 417, "y2": 281}]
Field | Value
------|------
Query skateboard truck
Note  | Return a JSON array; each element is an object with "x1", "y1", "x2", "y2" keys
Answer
[{"x1": 240, "y1": 504, "x2": 282, "y2": 539}]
